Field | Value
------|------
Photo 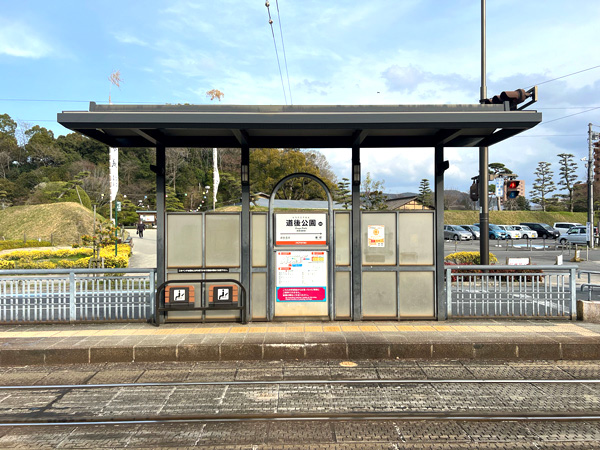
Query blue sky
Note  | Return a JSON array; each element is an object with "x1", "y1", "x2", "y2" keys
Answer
[{"x1": 1, "y1": 0, "x2": 600, "y2": 196}]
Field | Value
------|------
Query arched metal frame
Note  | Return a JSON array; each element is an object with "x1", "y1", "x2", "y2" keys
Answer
[{"x1": 267, "y1": 173, "x2": 335, "y2": 321}]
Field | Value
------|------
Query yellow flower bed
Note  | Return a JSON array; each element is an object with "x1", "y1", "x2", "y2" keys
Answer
[
  {"x1": 0, "y1": 248, "x2": 93, "y2": 261},
  {"x1": 0, "y1": 245, "x2": 130, "y2": 269}
]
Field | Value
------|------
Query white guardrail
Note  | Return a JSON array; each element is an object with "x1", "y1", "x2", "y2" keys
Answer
[
  {"x1": 445, "y1": 265, "x2": 577, "y2": 319},
  {"x1": 0, "y1": 268, "x2": 156, "y2": 324}
]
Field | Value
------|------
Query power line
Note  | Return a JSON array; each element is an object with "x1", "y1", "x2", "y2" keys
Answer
[
  {"x1": 265, "y1": 1, "x2": 288, "y2": 105},
  {"x1": 540, "y1": 106, "x2": 600, "y2": 125},
  {"x1": 274, "y1": 0, "x2": 293, "y2": 105},
  {"x1": 526, "y1": 64, "x2": 600, "y2": 89}
]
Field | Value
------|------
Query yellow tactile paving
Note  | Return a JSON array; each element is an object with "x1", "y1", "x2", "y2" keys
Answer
[
  {"x1": 450, "y1": 326, "x2": 475, "y2": 332},
  {"x1": 0, "y1": 323, "x2": 598, "y2": 338},
  {"x1": 267, "y1": 327, "x2": 286, "y2": 333},
  {"x1": 285, "y1": 326, "x2": 304, "y2": 333},
  {"x1": 249, "y1": 327, "x2": 267, "y2": 333},
  {"x1": 414, "y1": 326, "x2": 436, "y2": 332}
]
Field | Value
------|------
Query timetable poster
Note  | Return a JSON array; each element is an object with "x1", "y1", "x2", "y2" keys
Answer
[{"x1": 276, "y1": 251, "x2": 327, "y2": 302}]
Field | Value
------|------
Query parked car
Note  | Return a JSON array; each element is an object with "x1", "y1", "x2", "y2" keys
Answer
[
  {"x1": 520, "y1": 222, "x2": 560, "y2": 239},
  {"x1": 497, "y1": 225, "x2": 521, "y2": 239},
  {"x1": 444, "y1": 225, "x2": 472, "y2": 241},
  {"x1": 553, "y1": 222, "x2": 582, "y2": 232},
  {"x1": 511, "y1": 224, "x2": 537, "y2": 239},
  {"x1": 558, "y1": 225, "x2": 589, "y2": 245},
  {"x1": 459, "y1": 225, "x2": 480, "y2": 240},
  {"x1": 474, "y1": 223, "x2": 507, "y2": 240}
]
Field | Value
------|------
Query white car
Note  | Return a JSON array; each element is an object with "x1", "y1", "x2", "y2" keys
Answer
[
  {"x1": 511, "y1": 225, "x2": 537, "y2": 239},
  {"x1": 554, "y1": 222, "x2": 583, "y2": 238},
  {"x1": 497, "y1": 225, "x2": 521, "y2": 239}
]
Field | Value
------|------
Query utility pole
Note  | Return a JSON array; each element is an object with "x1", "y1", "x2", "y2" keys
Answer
[
  {"x1": 479, "y1": 0, "x2": 489, "y2": 265},
  {"x1": 589, "y1": 123, "x2": 599, "y2": 248}
]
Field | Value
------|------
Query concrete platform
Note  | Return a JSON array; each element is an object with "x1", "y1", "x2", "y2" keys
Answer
[{"x1": 1, "y1": 320, "x2": 600, "y2": 366}]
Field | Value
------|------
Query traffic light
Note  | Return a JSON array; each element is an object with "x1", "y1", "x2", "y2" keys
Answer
[
  {"x1": 506, "y1": 180, "x2": 520, "y2": 199},
  {"x1": 469, "y1": 179, "x2": 479, "y2": 201}
]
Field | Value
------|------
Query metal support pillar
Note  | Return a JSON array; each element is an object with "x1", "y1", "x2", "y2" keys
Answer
[
  {"x1": 479, "y1": 0, "x2": 489, "y2": 265},
  {"x1": 241, "y1": 146, "x2": 251, "y2": 321},
  {"x1": 351, "y1": 146, "x2": 361, "y2": 320},
  {"x1": 435, "y1": 146, "x2": 447, "y2": 320},
  {"x1": 479, "y1": 147, "x2": 489, "y2": 264},
  {"x1": 156, "y1": 144, "x2": 166, "y2": 322}
]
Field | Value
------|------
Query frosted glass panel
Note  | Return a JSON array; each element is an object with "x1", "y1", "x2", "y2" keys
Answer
[
  {"x1": 398, "y1": 213, "x2": 434, "y2": 265},
  {"x1": 362, "y1": 272, "x2": 397, "y2": 318},
  {"x1": 167, "y1": 214, "x2": 202, "y2": 268},
  {"x1": 206, "y1": 214, "x2": 240, "y2": 267},
  {"x1": 399, "y1": 272, "x2": 435, "y2": 317}
]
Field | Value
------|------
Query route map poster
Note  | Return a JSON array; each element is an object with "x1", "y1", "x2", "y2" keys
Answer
[
  {"x1": 276, "y1": 251, "x2": 327, "y2": 302},
  {"x1": 275, "y1": 213, "x2": 326, "y2": 246}
]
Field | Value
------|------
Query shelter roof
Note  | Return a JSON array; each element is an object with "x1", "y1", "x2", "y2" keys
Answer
[{"x1": 57, "y1": 103, "x2": 541, "y2": 149}]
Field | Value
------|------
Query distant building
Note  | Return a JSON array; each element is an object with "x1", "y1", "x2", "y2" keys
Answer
[
  {"x1": 136, "y1": 211, "x2": 157, "y2": 226},
  {"x1": 385, "y1": 193, "x2": 433, "y2": 210}
]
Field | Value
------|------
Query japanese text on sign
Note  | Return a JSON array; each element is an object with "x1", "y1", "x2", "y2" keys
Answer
[{"x1": 275, "y1": 213, "x2": 326, "y2": 246}]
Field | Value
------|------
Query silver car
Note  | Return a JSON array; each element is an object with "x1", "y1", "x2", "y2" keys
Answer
[
  {"x1": 559, "y1": 226, "x2": 588, "y2": 245},
  {"x1": 444, "y1": 225, "x2": 472, "y2": 241},
  {"x1": 459, "y1": 225, "x2": 480, "y2": 240}
]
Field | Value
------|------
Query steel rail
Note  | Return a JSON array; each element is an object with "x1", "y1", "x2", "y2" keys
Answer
[
  {"x1": 1, "y1": 378, "x2": 599, "y2": 391},
  {"x1": 1, "y1": 412, "x2": 600, "y2": 427}
]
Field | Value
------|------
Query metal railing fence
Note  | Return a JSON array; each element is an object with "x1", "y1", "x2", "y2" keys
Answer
[
  {"x1": 577, "y1": 270, "x2": 600, "y2": 302},
  {"x1": 446, "y1": 265, "x2": 577, "y2": 319},
  {"x1": 0, "y1": 268, "x2": 156, "y2": 324}
]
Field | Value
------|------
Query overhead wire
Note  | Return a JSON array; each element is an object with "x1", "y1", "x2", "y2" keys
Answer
[
  {"x1": 274, "y1": 0, "x2": 293, "y2": 104},
  {"x1": 265, "y1": 1, "x2": 288, "y2": 105},
  {"x1": 526, "y1": 64, "x2": 600, "y2": 89}
]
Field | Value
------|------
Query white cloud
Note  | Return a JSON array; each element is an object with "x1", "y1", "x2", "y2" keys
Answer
[
  {"x1": 0, "y1": 20, "x2": 53, "y2": 58},
  {"x1": 113, "y1": 32, "x2": 148, "y2": 47}
]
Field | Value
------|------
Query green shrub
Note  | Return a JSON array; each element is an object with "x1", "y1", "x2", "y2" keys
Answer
[{"x1": 0, "y1": 240, "x2": 52, "y2": 251}]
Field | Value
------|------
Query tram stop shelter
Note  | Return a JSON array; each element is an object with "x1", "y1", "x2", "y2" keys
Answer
[{"x1": 58, "y1": 103, "x2": 541, "y2": 323}]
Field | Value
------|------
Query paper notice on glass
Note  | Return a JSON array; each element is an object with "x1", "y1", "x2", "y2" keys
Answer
[{"x1": 368, "y1": 225, "x2": 385, "y2": 247}]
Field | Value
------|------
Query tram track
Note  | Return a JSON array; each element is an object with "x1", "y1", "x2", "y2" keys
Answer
[{"x1": 0, "y1": 378, "x2": 599, "y2": 427}]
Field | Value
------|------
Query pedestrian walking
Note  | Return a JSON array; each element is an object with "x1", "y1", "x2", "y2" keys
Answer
[{"x1": 137, "y1": 221, "x2": 145, "y2": 238}]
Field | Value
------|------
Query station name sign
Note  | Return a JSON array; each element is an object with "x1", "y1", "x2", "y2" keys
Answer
[
  {"x1": 275, "y1": 213, "x2": 326, "y2": 246},
  {"x1": 177, "y1": 268, "x2": 230, "y2": 273}
]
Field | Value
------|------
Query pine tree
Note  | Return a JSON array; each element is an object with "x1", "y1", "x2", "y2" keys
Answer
[
  {"x1": 557, "y1": 153, "x2": 578, "y2": 212},
  {"x1": 417, "y1": 179, "x2": 432, "y2": 207},
  {"x1": 334, "y1": 178, "x2": 352, "y2": 209},
  {"x1": 530, "y1": 162, "x2": 556, "y2": 212}
]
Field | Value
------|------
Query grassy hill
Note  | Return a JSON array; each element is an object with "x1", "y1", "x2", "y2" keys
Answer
[
  {"x1": 0, "y1": 203, "x2": 105, "y2": 245},
  {"x1": 444, "y1": 210, "x2": 590, "y2": 226}
]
